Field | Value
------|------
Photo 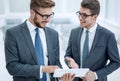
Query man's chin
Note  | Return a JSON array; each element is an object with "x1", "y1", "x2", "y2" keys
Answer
[
  {"x1": 38, "y1": 24, "x2": 46, "y2": 28},
  {"x1": 41, "y1": 23, "x2": 47, "y2": 28},
  {"x1": 80, "y1": 24, "x2": 85, "y2": 28},
  {"x1": 35, "y1": 22, "x2": 46, "y2": 28},
  {"x1": 38, "y1": 26, "x2": 45, "y2": 28}
]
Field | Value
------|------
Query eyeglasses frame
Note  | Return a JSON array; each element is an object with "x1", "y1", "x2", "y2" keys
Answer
[
  {"x1": 33, "y1": 9, "x2": 54, "y2": 20},
  {"x1": 76, "y1": 11, "x2": 94, "y2": 19}
]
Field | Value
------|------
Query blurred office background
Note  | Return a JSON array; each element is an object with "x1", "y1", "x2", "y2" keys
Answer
[{"x1": 0, "y1": 0, "x2": 120, "y2": 81}]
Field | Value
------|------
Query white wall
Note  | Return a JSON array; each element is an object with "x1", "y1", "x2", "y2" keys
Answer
[{"x1": 0, "y1": 0, "x2": 5, "y2": 14}]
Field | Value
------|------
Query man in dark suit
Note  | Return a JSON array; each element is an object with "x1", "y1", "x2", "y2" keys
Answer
[
  {"x1": 5, "y1": 0, "x2": 62, "y2": 81},
  {"x1": 65, "y1": 0, "x2": 120, "y2": 81}
]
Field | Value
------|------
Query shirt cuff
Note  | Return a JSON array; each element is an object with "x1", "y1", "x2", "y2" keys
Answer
[
  {"x1": 94, "y1": 72, "x2": 98, "y2": 80},
  {"x1": 40, "y1": 66, "x2": 43, "y2": 78}
]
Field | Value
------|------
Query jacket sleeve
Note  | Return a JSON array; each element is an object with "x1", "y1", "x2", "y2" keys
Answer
[
  {"x1": 5, "y1": 29, "x2": 40, "y2": 79},
  {"x1": 96, "y1": 33, "x2": 120, "y2": 78}
]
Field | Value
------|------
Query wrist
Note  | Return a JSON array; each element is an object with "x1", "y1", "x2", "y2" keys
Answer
[{"x1": 42, "y1": 66, "x2": 47, "y2": 72}]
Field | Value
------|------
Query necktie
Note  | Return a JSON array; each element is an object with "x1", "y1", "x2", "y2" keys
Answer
[
  {"x1": 82, "y1": 30, "x2": 89, "y2": 68},
  {"x1": 35, "y1": 28, "x2": 46, "y2": 81}
]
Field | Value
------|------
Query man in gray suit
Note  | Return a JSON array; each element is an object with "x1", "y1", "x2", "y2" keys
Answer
[
  {"x1": 5, "y1": 0, "x2": 62, "y2": 81},
  {"x1": 65, "y1": 0, "x2": 120, "y2": 81}
]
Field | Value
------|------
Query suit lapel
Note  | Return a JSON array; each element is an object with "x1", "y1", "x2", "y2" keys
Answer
[
  {"x1": 85, "y1": 25, "x2": 102, "y2": 65},
  {"x1": 20, "y1": 22, "x2": 38, "y2": 64},
  {"x1": 77, "y1": 28, "x2": 83, "y2": 66},
  {"x1": 44, "y1": 28, "x2": 50, "y2": 63},
  {"x1": 89, "y1": 25, "x2": 102, "y2": 54}
]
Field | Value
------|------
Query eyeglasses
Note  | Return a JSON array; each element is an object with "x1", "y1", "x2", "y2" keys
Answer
[
  {"x1": 76, "y1": 11, "x2": 94, "y2": 19},
  {"x1": 33, "y1": 9, "x2": 54, "y2": 20}
]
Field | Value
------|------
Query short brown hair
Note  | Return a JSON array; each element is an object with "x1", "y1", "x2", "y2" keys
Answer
[
  {"x1": 30, "y1": 0, "x2": 55, "y2": 10},
  {"x1": 81, "y1": 0, "x2": 100, "y2": 15}
]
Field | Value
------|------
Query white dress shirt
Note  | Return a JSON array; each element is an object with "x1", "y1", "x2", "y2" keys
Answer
[{"x1": 26, "y1": 20, "x2": 50, "y2": 81}]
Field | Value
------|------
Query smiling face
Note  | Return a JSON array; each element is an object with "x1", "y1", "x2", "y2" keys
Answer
[
  {"x1": 30, "y1": 7, "x2": 53, "y2": 28},
  {"x1": 77, "y1": 7, "x2": 98, "y2": 29}
]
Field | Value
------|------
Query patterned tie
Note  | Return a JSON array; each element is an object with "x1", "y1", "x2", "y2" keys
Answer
[
  {"x1": 82, "y1": 30, "x2": 89, "y2": 68},
  {"x1": 35, "y1": 28, "x2": 46, "y2": 81}
]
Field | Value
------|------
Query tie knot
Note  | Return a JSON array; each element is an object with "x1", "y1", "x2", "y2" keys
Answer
[
  {"x1": 86, "y1": 30, "x2": 89, "y2": 34},
  {"x1": 35, "y1": 28, "x2": 39, "y2": 33},
  {"x1": 86, "y1": 30, "x2": 89, "y2": 32}
]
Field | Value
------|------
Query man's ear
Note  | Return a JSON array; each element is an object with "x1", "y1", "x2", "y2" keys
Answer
[{"x1": 30, "y1": 9, "x2": 35, "y2": 19}]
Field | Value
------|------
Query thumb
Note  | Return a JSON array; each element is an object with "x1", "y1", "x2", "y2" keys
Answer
[{"x1": 65, "y1": 57, "x2": 72, "y2": 61}]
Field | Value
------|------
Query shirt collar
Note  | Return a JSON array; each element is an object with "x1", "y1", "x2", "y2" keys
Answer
[
  {"x1": 83, "y1": 23, "x2": 97, "y2": 33},
  {"x1": 26, "y1": 19, "x2": 44, "y2": 32},
  {"x1": 89, "y1": 23, "x2": 97, "y2": 33}
]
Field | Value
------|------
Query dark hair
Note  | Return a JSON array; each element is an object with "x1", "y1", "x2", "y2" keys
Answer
[
  {"x1": 30, "y1": 0, "x2": 55, "y2": 10},
  {"x1": 81, "y1": 0, "x2": 100, "y2": 15}
]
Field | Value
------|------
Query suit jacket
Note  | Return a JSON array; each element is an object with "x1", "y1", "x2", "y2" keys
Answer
[
  {"x1": 65, "y1": 24, "x2": 120, "y2": 81},
  {"x1": 5, "y1": 21, "x2": 62, "y2": 81}
]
